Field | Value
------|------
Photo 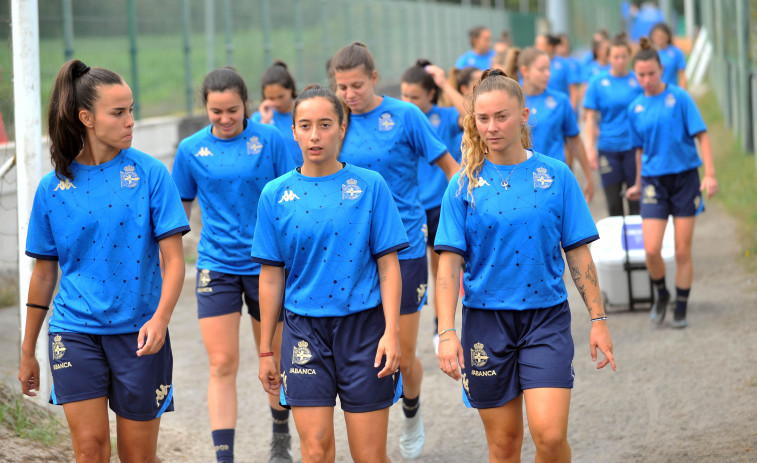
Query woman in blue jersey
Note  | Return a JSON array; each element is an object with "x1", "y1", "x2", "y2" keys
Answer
[
  {"x1": 514, "y1": 47, "x2": 595, "y2": 202},
  {"x1": 581, "y1": 37, "x2": 610, "y2": 89},
  {"x1": 435, "y1": 69, "x2": 616, "y2": 462},
  {"x1": 329, "y1": 42, "x2": 460, "y2": 459},
  {"x1": 19, "y1": 60, "x2": 189, "y2": 462},
  {"x1": 252, "y1": 60, "x2": 303, "y2": 165},
  {"x1": 400, "y1": 60, "x2": 465, "y2": 353},
  {"x1": 626, "y1": 39, "x2": 717, "y2": 328},
  {"x1": 583, "y1": 34, "x2": 643, "y2": 216},
  {"x1": 534, "y1": 34, "x2": 579, "y2": 106},
  {"x1": 650, "y1": 22, "x2": 687, "y2": 89},
  {"x1": 172, "y1": 67, "x2": 294, "y2": 463},
  {"x1": 455, "y1": 25, "x2": 495, "y2": 70},
  {"x1": 254, "y1": 84, "x2": 406, "y2": 463}
]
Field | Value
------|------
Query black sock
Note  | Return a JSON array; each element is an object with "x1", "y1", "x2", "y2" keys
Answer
[
  {"x1": 433, "y1": 317, "x2": 439, "y2": 335},
  {"x1": 403, "y1": 395, "x2": 420, "y2": 418},
  {"x1": 211, "y1": 429, "x2": 234, "y2": 463},
  {"x1": 271, "y1": 407, "x2": 290, "y2": 434},
  {"x1": 652, "y1": 276, "x2": 669, "y2": 300},
  {"x1": 675, "y1": 287, "x2": 690, "y2": 317}
]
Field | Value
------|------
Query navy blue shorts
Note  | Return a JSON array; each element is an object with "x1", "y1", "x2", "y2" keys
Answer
[
  {"x1": 425, "y1": 206, "x2": 441, "y2": 248},
  {"x1": 196, "y1": 269, "x2": 283, "y2": 322},
  {"x1": 598, "y1": 149, "x2": 636, "y2": 188},
  {"x1": 640, "y1": 168, "x2": 703, "y2": 219},
  {"x1": 399, "y1": 256, "x2": 428, "y2": 314},
  {"x1": 48, "y1": 331, "x2": 174, "y2": 421},
  {"x1": 460, "y1": 302, "x2": 574, "y2": 409},
  {"x1": 279, "y1": 306, "x2": 402, "y2": 412}
]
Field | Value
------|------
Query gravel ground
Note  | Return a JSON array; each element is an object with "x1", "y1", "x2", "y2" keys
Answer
[{"x1": 1, "y1": 173, "x2": 755, "y2": 462}]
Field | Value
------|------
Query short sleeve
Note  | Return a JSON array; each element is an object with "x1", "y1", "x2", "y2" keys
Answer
[
  {"x1": 25, "y1": 180, "x2": 58, "y2": 260},
  {"x1": 560, "y1": 169, "x2": 598, "y2": 251},
  {"x1": 369, "y1": 176, "x2": 410, "y2": 258},
  {"x1": 681, "y1": 92, "x2": 706, "y2": 137},
  {"x1": 675, "y1": 48, "x2": 687, "y2": 72},
  {"x1": 433, "y1": 175, "x2": 467, "y2": 256},
  {"x1": 628, "y1": 103, "x2": 643, "y2": 149},
  {"x1": 250, "y1": 185, "x2": 285, "y2": 267},
  {"x1": 149, "y1": 162, "x2": 191, "y2": 241},
  {"x1": 171, "y1": 144, "x2": 197, "y2": 202},
  {"x1": 405, "y1": 105, "x2": 448, "y2": 166},
  {"x1": 251, "y1": 112, "x2": 262, "y2": 123},
  {"x1": 561, "y1": 98, "x2": 580, "y2": 138},
  {"x1": 582, "y1": 77, "x2": 599, "y2": 111}
]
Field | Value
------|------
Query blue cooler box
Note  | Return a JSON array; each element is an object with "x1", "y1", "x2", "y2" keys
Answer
[{"x1": 589, "y1": 215, "x2": 676, "y2": 307}]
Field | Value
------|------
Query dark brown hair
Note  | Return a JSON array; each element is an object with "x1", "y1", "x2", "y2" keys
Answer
[
  {"x1": 634, "y1": 37, "x2": 662, "y2": 67},
  {"x1": 47, "y1": 59, "x2": 123, "y2": 180},
  {"x1": 455, "y1": 66, "x2": 481, "y2": 94},
  {"x1": 293, "y1": 84, "x2": 346, "y2": 126},
  {"x1": 468, "y1": 26, "x2": 489, "y2": 47},
  {"x1": 650, "y1": 22, "x2": 673, "y2": 46},
  {"x1": 401, "y1": 59, "x2": 439, "y2": 104},
  {"x1": 201, "y1": 66, "x2": 250, "y2": 118},
  {"x1": 609, "y1": 32, "x2": 632, "y2": 53},
  {"x1": 330, "y1": 42, "x2": 376, "y2": 75},
  {"x1": 260, "y1": 60, "x2": 297, "y2": 99}
]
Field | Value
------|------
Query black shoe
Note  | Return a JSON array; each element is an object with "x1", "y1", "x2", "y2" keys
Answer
[
  {"x1": 650, "y1": 292, "x2": 669, "y2": 325},
  {"x1": 670, "y1": 312, "x2": 687, "y2": 329},
  {"x1": 269, "y1": 432, "x2": 292, "y2": 463}
]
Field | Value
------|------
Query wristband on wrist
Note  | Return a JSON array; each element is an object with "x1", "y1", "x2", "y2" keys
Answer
[
  {"x1": 591, "y1": 316, "x2": 608, "y2": 322},
  {"x1": 26, "y1": 303, "x2": 49, "y2": 311},
  {"x1": 438, "y1": 328, "x2": 456, "y2": 336},
  {"x1": 259, "y1": 351, "x2": 274, "y2": 357}
]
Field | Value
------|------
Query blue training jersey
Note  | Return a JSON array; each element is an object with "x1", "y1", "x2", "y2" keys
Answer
[
  {"x1": 583, "y1": 72, "x2": 643, "y2": 151},
  {"x1": 251, "y1": 164, "x2": 409, "y2": 317},
  {"x1": 252, "y1": 110, "x2": 303, "y2": 166},
  {"x1": 26, "y1": 148, "x2": 190, "y2": 334},
  {"x1": 455, "y1": 49, "x2": 496, "y2": 70},
  {"x1": 339, "y1": 96, "x2": 448, "y2": 260},
  {"x1": 581, "y1": 60, "x2": 610, "y2": 84},
  {"x1": 418, "y1": 105, "x2": 462, "y2": 210},
  {"x1": 526, "y1": 88, "x2": 579, "y2": 163},
  {"x1": 628, "y1": 84, "x2": 706, "y2": 177},
  {"x1": 173, "y1": 120, "x2": 294, "y2": 275},
  {"x1": 434, "y1": 152, "x2": 598, "y2": 310},
  {"x1": 658, "y1": 45, "x2": 686, "y2": 86},
  {"x1": 548, "y1": 56, "x2": 576, "y2": 96}
]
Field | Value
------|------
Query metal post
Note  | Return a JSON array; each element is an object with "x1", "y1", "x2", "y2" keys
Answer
[
  {"x1": 61, "y1": 0, "x2": 74, "y2": 60},
  {"x1": 364, "y1": 0, "x2": 373, "y2": 58},
  {"x1": 11, "y1": 0, "x2": 47, "y2": 406},
  {"x1": 546, "y1": 0, "x2": 569, "y2": 35},
  {"x1": 181, "y1": 0, "x2": 193, "y2": 114},
  {"x1": 320, "y1": 0, "x2": 331, "y2": 86},
  {"x1": 262, "y1": 0, "x2": 273, "y2": 67},
  {"x1": 735, "y1": 0, "x2": 752, "y2": 152},
  {"x1": 223, "y1": 0, "x2": 234, "y2": 65},
  {"x1": 344, "y1": 0, "x2": 352, "y2": 44},
  {"x1": 684, "y1": 0, "x2": 695, "y2": 42},
  {"x1": 294, "y1": 0, "x2": 305, "y2": 85},
  {"x1": 127, "y1": 0, "x2": 140, "y2": 120},
  {"x1": 205, "y1": 0, "x2": 215, "y2": 71}
]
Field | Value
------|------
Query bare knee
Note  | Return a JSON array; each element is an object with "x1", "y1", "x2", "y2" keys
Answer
[
  {"x1": 531, "y1": 427, "x2": 569, "y2": 456},
  {"x1": 350, "y1": 446, "x2": 387, "y2": 463},
  {"x1": 207, "y1": 351, "x2": 239, "y2": 379},
  {"x1": 487, "y1": 431, "x2": 523, "y2": 461},
  {"x1": 674, "y1": 246, "x2": 692, "y2": 266},
  {"x1": 301, "y1": 435, "x2": 335, "y2": 463},
  {"x1": 74, "y1": 434, "x2": 110, "y2": 462},
  {"x1": 118, "y1": 448, "x2": 159, "y2": 463}
]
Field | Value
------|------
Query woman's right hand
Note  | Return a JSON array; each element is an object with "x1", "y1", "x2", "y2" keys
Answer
[
  {"x1": 258, "y1": 356, "x2": 281, "y2": 396},
  {"x1": 437, "y1": 332, "x2": 465, "y2": 381},
  {"x1": 587, "y1": 147, "x2": 599, "y2": 170},
  {"x1": 258, "y1": 100, "x2": 276, "y2": 124},
  {"x1": 626, "y1": 182, "x2": 641, "y2": 201},
  {"x1": 18, "y1": 353, "x2": 40, "y2": 397}
]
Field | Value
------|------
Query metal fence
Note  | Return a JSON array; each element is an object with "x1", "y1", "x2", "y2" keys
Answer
[{"x1": 0, "y1": 0, "x2": 542, "y2": 139}]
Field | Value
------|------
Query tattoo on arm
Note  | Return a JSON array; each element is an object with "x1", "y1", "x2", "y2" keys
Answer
[
  {"x1": 569, "y1": 265, "x2": 581, "y2": 282},
  {"x1": 380, "y1": 275, "x2": 387, "y2": 282},
  {"x1": 439, "y1": 277, "x2": 449, "y2": 290},
  {"x1": 586, "y1": 262, "x2": 598, "y2": 287},
  {"x1": 576, "y1": 283, "x2": 588, "y2": 308}
]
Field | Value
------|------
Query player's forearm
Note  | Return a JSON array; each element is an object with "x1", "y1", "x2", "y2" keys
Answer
[
  {"x1": 436, "y1": 252, "x2": 463, "y2": 333},
  {"x1": 697, "y1": 131, "x2": 716, "y2": 178},
  {"x1": 22, "y1": 260, "x2": 58, "y2": 356},
  {"x1": 436, "y1": 152, "x2": 461, "y2": 181},
  {"x1": 634, "y1": 148, "x2": 642, "y2": 185},
  {"x1": 154, "y1": 233, "x2": 185, "y2": 325},
  {"x1": 565, "y1": 244, "x2": 606, "y2": 320},
  {"x1": 258, "y1": 265, "x2": 285, "y2": 351},
  {"x1": 376, "y1": 253, "x2": 401, "y2": 336},
  {"x1": 568, "y1": 136, "x2": 594, "y2": 183}
]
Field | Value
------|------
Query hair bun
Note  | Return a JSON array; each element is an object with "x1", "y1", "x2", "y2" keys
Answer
[
  {"x1": 482, "y1": 68, "x2": 509, "y2": 81},
  {"x1": 301, "y1": 83, "x2": 324, "y2": 93},
  {"x1": 351, "y1": 41, "x2": 368, "y2": 49},
  {"x1": 638, "y1": 37, "x2": 652, "y2": 50},
  {"x1": 72, "y1": 61, "x2": 90, "y2": 79},
  {"x1": 272, "y1": 59, "x2": 288, "y2": 69},
  {"x1": 415, "y1": 58, "x2": 432, "y2": 68}
]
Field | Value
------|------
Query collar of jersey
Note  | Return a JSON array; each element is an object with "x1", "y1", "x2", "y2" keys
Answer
[
  {"x1": 293, "y1": 162, "x2": 351, "y2": 182},
  {"x1": 348, "y1": 96, "x2": 391, "y2": 119},
  {"x1": 71, "y1": 149, "x2": 126, "y2": 171},
  {"x1": 206, "y1": 121, "x2": 250, "y2": 143},
  {"x1": 483, "y1": 149, "x2": 537, "y2": 170}
]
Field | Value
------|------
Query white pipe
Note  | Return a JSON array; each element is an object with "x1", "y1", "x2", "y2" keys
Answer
[{"x1": 11, "y1": 0, "x2": 47, "y2": 405}]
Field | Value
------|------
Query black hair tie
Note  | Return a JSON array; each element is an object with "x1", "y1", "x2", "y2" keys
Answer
[{"x1": 73, "y1": 62, "x2": 91, "y2": 79}]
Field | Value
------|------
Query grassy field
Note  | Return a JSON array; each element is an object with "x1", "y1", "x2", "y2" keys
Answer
[{"x1": 695, "y1": 89, "x2": 757, "y2": 272}]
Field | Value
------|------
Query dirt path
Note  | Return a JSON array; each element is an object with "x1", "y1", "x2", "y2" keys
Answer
[{"x1": 1, "y1": 180, "x2": 755, "y2": 462}]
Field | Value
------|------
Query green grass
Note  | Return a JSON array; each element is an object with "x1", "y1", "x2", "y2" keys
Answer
[
  {"x1": 0, "y1": 382, "x2": 65, "y2": 446},
  {"x1": 695, "y1": 90, "x2": 757, "y2": 272}
]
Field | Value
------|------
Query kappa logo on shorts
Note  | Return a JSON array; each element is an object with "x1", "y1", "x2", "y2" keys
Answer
[
  {"x1": 471, "y1": 342, "x2": 489, "y2": 368},
  {"x1": 197, "y1": 269, "x2": 213, "y2": 293},
  {"x1": 643, "y1": 184, "x2": 658, "y2": 204},
  {"x1": 120, "y1": 165, "x2": 140, "y2": 189},
  {"x1": 195, "y1": 147, "x2": 213, "y2": 157},
  {"x1": 281, "y1": 371, "x2": 288, "y2": 393},
  {"x1": 54, "y1": 178, "x2": 76, "y2": 191},
  {"x1": 533, "y1": 167, "x2": 553, "y2": 189},
  {"x1": 417, "y1": 283, "x2": 427, "y2": 304},
  {"x1": 421, "y1": 223, "x2": 428, "y2": 242},
  {"x1": 247, "y1": 136, "x2": 263, "y2": 155},
  {"x1": 378, "y1": 113, "x2": 395, "y2": 132},
  {"x1": 155, "y1": 384, "x2": 170, "y2": 407},
  {"x1": 292, "y1": 340, "x2": 312, "y2": 365},
  {"x1": 341, "y1": 178, "x2": 363, "y2": 200},
  {"x1": 52, "y1": 335, "x2": 67, "y2": 360},
  {"x1": 599, "y1": 156, "x2": 612, "y2": 175},
  {"x1": 279, "y1": 189, "x2": 300, "y2": 203}
]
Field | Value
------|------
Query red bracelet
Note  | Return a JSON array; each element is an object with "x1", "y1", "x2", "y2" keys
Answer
[{"x1": 259, "y1": 351, "x2": 274, "y2": 358}]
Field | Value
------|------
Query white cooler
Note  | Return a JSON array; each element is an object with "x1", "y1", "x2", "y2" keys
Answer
[{"x1": 589, "y1": 215, "x2": 676, "y2": 307}]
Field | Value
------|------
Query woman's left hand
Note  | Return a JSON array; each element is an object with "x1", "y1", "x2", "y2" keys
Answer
[
  {"x1": 700, "y1": 175, "x2": 718, "y2": 200},
  {"x1": 589, "y1": 321, "x2": 616, "y2": 370},
  {"x1": 136, "y1": 316, "x2": 168, "y2": 357},
  {"x1": 375, "y1": 331, "x2": 401, "y2": 378},
  {"x1": 583, "y1": 177, "x2": 595, "y2": 204}
]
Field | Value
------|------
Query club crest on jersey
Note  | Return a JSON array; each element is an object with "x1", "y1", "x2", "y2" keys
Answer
[
  {"x1": 475, "y1": 177, "x2": 490, "y2": 188},
  {"x1": 120, "y1": 165, "x2": 140, "y2": 189},
  {"x1": 341, "y1": 178, "x2": 363, "y2": 200},
  {"x1": 54, "y1": 178, "x2": 76, "y2": 191},
  {"x1": 634, "y1": 104, "x2": 645, "y2": 113},
  {"x1": 471, "y1": 342, "x2": 489, "y2": 368},
  {"x1": 378, "y1": 112, "x2": 395, "y2": 132},
  {"x1": 629, "y1": 77, "x2": 638, "y2": 88},
  {"x1": 429, "y1": 113, "x2": 441, "y2": 128},
  {"x1": 279, "y1": 189, "x2": 300, "y2": 203},
  {"x1": 545, "y1": 96, "x2": 557, "y2": 109},
  {"x1": 195, "y1": 147, "x2": 213, "y2": 157},
  {"x1": 417, "y1": 283, "x2": 427, "y2": 304},
  {"x1": 601, "y1": 78, "x2": 610, "y2": 87},
  {"x1": 52, "y1": 335, "x2": 66, "y2": 360},
  {"x1": 293, "y1": 340, "x2": 312, "y2": 365},
  {"x1": 197, "y1": 269, "x2": 213, "y2": 293},
  {"x1": 247, "y1": 136, "x2": 263, "y2": 155},
  {"x1": 533, "y1": 166, "x2": 553, "y2": 189},
  {"x1": 643, "y1": 184, "x2": 658, "y2": 204},
  {"x1": 665, "y1": 93, "x2": 676, "y2": 108},
  {"x1": 155, "y1": 384, "x2": 170, "y2": 407}
]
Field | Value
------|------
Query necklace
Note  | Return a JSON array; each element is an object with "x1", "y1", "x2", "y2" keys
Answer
[{"x1": 488, "y1": 153, "x2": 523, "y2": 190}]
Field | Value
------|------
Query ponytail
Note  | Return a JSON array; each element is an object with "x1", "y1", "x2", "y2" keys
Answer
[{"x1": 634, "y1": 37, "x2": 662, "y2": 67}]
